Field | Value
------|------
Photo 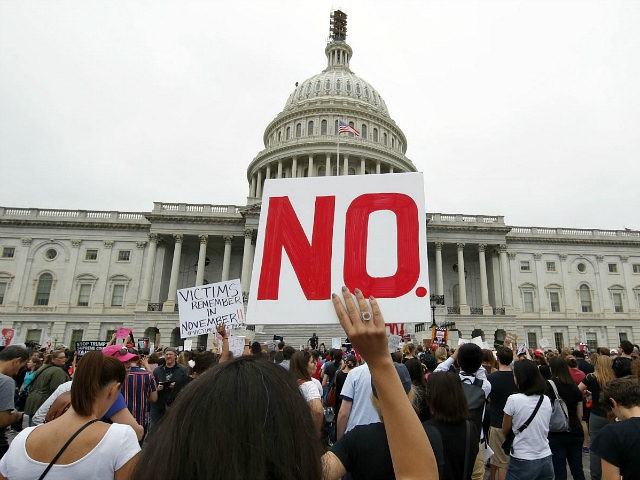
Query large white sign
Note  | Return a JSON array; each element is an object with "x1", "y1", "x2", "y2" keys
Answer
[
  {"x1": 177, "y1": 279, "x2": 245, "y2": 338},
  {"x1": 246, "y1": 173, "x2": 429, "y2": 325}
]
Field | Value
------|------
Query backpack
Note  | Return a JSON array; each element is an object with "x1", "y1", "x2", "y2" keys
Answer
[
  {"x1": 461, "y1": 377, "x2": 486, "y2": 432},
  {"x1": 547, "y1": 380, "x2": 570, "y2": 432}
]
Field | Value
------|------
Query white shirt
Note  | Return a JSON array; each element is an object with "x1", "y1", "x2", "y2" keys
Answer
[
  {"x1": 32, "y1": 381, "x2": 72, "y2": 425},
  {"x1": 339, "y1": 363, "x2": 381, "y2": 434},
  {"x1": 0, "y1": 423, "x2": 140, "y2": 480},
  {"x1": 503, "y1": 393, "x2": 552, "y2": 460},
  {"x1": 299, "y1": 380, "x2": 321, "y2": 402}
]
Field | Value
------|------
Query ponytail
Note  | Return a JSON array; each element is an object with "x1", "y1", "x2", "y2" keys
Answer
[{"x1": 71, "y1": 351, "x2": 125, "y2": 416}]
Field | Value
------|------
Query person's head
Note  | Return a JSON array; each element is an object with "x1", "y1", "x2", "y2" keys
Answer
[
  {"x1": 597, "y1": 347, "x2": 610, "y2": 356},
  {"x1": 277, "y1": 341, "x2": 285, "y2": 351},
  {"x1": 613, "y1": 355, "x2": 633, "y2": 378},
  {"x1": 549, "y1": 356, "x2": 573, "y2": 384},
  {"x1": 601, "y1": 377, "x2": 640, "y2": 420},
  {"x1": 344, "y1": 355, "x2": 357, "y2": 370},
  {"x1": 370, "y1": 363, "x2": 415, "y2": 418},
  {"x1": 632, "y1": 345, "x2": 639, "y2": 360},
  {"x1": 619, "y1": 340, "x2": 634, "y2": 356},
  {"x1": 50, "y1": 349, "x2": 67, "y2": 367},
  {"x1": 457, "y1": 343, "x2": 483, "y2": 375},
  {"x1": 319, "y1": 343, "x2": 326, "y2": 353},
  {"x1": 404, "y1": 357, "x2": 427, "y2": 388},
  {"x1": 148, "y1": 352, "x2": 161, "y2": 365},
  {"x1": 533, "y1": 350, "x2": 547, "y2": 365},
  {"x1": 573, "y1": 349, "x2": 585, "y2": 359},
  {"x1": 250, "y1": 342, "x2": 262, "y2": 356},
  {"x1": 513, "y1": 359, "x2": 547, "y2": 395},
  {"x1": 289, "y1": 350, "x2": 313, "y2": 382},
  {"x1": 163, "y1": 348, "x2": 178, "y2": 367},
  {"x1": 71, "y1": 351, "x2": 126, "y2": 417},
  {"x1": 593, "y1": 354, "x2": 615, "y2": 388},
  {"x1": 420, "y1": 353, "x2": 438, "y2": 373},
  {"x1": 610, "y1": 348, "x2": 619, "y2": 358},
  {"x1": 331, "y1": 349, "x2": 342, "y2": 364},
  {"x1": 102, "y1": 345, "x2": 139, "y2": 373},
  {"x1": 310, "y1": 350, "x2": 320, "y2": 362},
  {"x1": 565, "y1": 355, "x2": 578, "y2": 369},
  {"x1": 496, "y1": 346, "x2": 513, "y2": 367},
  {"x1": 481, "y1": 349, "x2": 496, "y2": 368},
  {"x1": 135, "y1": 357, "x2": 322, "y2": 479},
  {"x1": 427, "y1": 371, "x2": 469, "y2": 423},
  {"x1": 434, "y1": 346, "x2": 447, "y2": 363},
  {"x1": 0, "y1": 345, "x2": 29, "y2": 376},
  {"x1": 402, "y1": 343, "x2": 416, "y2": 358},
  {"x1": 390, "y1": 351, "x2": 403, "y2": 363},
  {"x1": 192, "y1": 351, "x2": 218, "y2": 376},
  {"x1": 282, "y1": 346, "x2": 295, "y2": 361}
]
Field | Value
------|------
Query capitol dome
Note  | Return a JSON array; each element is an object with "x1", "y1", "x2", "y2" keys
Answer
[{"x1": 246, "y1": 11, "x2": 417, "y2": 202}]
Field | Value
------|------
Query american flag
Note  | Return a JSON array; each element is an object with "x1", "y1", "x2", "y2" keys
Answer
[{"x1": 338, "y1": 120, "x2": 360, "y2": 137}]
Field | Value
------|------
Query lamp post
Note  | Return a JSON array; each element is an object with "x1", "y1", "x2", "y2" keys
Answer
[{"x1": 430, "y1": 294, "x2": 445, "y2": 329}]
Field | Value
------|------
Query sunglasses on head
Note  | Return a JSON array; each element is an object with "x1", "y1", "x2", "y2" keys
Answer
[{"x1": 110, "y1": 347, "x2": 129, "y2": 357}]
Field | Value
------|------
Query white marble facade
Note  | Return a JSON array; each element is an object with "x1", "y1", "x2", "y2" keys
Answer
[{"x1": 1, "y1": 17, "x2": 638, "y2": 350}]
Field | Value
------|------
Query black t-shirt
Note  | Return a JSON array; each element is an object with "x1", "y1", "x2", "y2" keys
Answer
[
  {"x1": 486, "y1": 370, "x2": 517, "y2": 428},
  {"x1": 545, "y1": 379, "x2": 583, "y2": 436},
  {"x1": 323, "y1": 362, "x2": 340, "y2": 385},
  {"x1": 334, "y1": 369, "x2": 348, "y2": 415},
  {"x1": 613, "y1": 357, "x2": 633, "y2": 378},
  {"x1": 425, "y1": 419, "x2": 479, "y2": 480},
  {"x1": 581, "y1": 373, "x2": 606, "y2": 417},
  {"x1": 331, "y1": 421, "x2": 444, "y2": 480},
  {"x1": 591, "y1": 417, "x2": 640, "y2": 480},
  {"x1": 577, "y1": 358, "x2": 594, "y2": 375}
]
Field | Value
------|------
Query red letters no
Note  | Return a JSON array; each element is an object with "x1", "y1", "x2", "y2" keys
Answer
[
  {"x1": 257, "y1": 196, "x2": 335, "y2": 300},
  {"x1": 344, "y1": 193, "x2": 420, "y2": 298}
]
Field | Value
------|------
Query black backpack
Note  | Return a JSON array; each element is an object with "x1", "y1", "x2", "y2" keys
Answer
[{"x1": 461, "y1": 377, "x2": 486, "y2": 432}]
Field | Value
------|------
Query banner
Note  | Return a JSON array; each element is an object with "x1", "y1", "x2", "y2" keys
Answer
[
  {"x1": 177, "y1": 279, "x2": 245, "y2": 339},
  {"x1": 246, "y1": 173, "x2": 429, "y2": 325},
  {"x1": 75, "y1": 341, "x2": 108, "y2": 356}
]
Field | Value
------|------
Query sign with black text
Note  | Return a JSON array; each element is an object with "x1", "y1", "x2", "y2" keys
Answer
[{"x1": 75, "y1": 341, "x2": 108, "y2": 356}]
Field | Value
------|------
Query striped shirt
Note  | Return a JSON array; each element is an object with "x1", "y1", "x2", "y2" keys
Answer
[{"x1": 122, "y1": 366, "x2": 157, "y2": 429}]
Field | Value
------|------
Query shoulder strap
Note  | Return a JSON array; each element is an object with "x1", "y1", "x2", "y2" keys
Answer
[
  {"x1": 31, "y1": 365, "x2": 53, "y2": 386},
  {"x1": 548, "y1": 380, "x2": 560, "y2": 400},
  {"x1": 517, "y1": 395, "x2": 544, "y2": 433},
  {"x1": 38, "y1": 419, "x2": 101, "y2": 480},
  {"x1": 462, "y1": 420, "x2": 471, "y2": 480}
]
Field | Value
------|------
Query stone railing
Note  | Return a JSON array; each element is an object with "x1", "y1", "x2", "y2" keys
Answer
[
  {"x1": 427, "y1": 213, "x2": 505, "y2": 225},
  {"x1": 152, "y1": 203, "x2": 241, "y2": 216},
  {"x1": 447, "y1": 306, "x2": 460, "y2": 315},
  {"x1": 493, "y1": 307, "x2": 506, "y2": 315},
  {"x1": 0, "y1": 207, "x2": 147, "y2": 223},
  {"x1": 147, "y1": 303, "x2": 163, "y2": 312},
  {"x1": 509, "y1": 226, "x2": 640, "y2": 239},
  {"x1": 470, "y1": 307, "x2": 483, "y2": 315}
]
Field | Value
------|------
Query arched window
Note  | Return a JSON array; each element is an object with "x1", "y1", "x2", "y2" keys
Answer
[
  {"x1": 278, "y1": 131, "x2": 282, "y2": 142},
  {"x1": 35, "y1": 273, "x2": 52, "y2": 306},
  {"x1": 383, "y1": 132, "x2": 388, "y2": 145},
  {"x1": 355, "y1": 84, "x2": 361, "y2": 95},
  {"x1": 334, "y1": 120, "x2": 339, "y2": 135},
  {"x1": 346, "y1": 81, "x2": 352, "y2": 93},
  {"x1": 373, "y1": 128, "x2": 378, "y2": 142},
  {"x1": 321, "y1": 119, "x2": 327, "y2": 135},
  {"x1": 295, "y1": 123, "x2": 301, "y2": 138},
  {"x1": 307, "y1": 121, "x2": 314, "y2": 136},
  {"x1": 364, "y1": 87, "x2": 370, "y2": 99},
  {"x1": 361, "y1": 124, "x2": 367, "y2": 138},
  {"x1": 286, "y1": 127, "x2": 291, "y2": 140},
  {"x1": 315, "y1": 80, "x2": 321, "y2": 92},
  {"x1": 348, "y1": 121, "x2": 355, "y2": 137},
  {"x1": 580, "y1": 285, "x2": 593, "y2": 312},
  {"x1": 325, "y1": 79, "x2": 331, "y2": 90}
]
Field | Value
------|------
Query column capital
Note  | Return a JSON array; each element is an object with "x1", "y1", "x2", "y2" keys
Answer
[
  {"x1": 173, "y1": 234, "x2": 184, "y2": 243},
  {"x1": 507, "y1": 252, "x2": 516, "y2": 260},
  {"x1": 21, "y1": 237, "x2": 33, "y2": 246},
  {"x1": 136, "y1": 241, "x2": 147, "y2": 249},
  {"x1": 559, "y1": 253, "x2": 568, "y2": 261},
  {"x1": 148, "y1": 233, "x2": 159, "y2": 243},
  {"x1": 71, "y1": 239, "x2": 82, "y2": 248},
  {"x1": 104, "y1": 240, "x2": 114, "y2": 249},
  {"x1": 533, "y1": 252, "x2": 542, "y2": 260},
  {"x1": 199, "y1": 234, "x2": 208, "y2": 245},
  {"x1": 456, "y1": 242, "x2": 465, "y2": 250},
  {"x1": 478, "y1": 244, "x2": 487, "y2": 252},
  {"x1": 434, "y1": 242, "x2": 443, "y2": 250},
  {"x1": 596, "y1": 254, "x2": 604, "y2": 262},
  {"x1": 620, "y1": 255, "x2": 629, "y2": 263},
  {"x1": 498, "y1": 244, "x2": 508, "y2": 253},
  {"x1": 224, "y1": 235, "x2": 234, "y2": 244},
  {"x1": 244, "y1": 228, "x2": 254, "y2": 239}
]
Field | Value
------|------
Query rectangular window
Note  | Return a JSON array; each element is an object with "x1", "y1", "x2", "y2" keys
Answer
[
  {"x1": 77, "y1": 284, "x2": 91, "y2": 306},
  {"x1": 111, "y1": 284, "x2": 125, "y2": 307},
  {"x1": 549, "y1": 292, "x2": 560, "y2": 312},
  {"x1": 619, "y1": 332, "x2": 628, "y2": 344},
  {"x1": 586, "y1": 332, "x2": 598, "y2": 351},
  {"x1": 608, "y1": 263, "x2": 618, "y2": 273},
  {"x1": 85, "y1": 249, "x2": 98, "y2": 261},
  {"x1": 612, "y1": 292, "x2": 623, "y2": 313},
  {"x1": 527, "y1": 332, "x2": 538, "y2": 349},
  {"x1": 0, "y1": 282, "x2": 6, "y2": 305},
  {"x1": 520, "y1": 261, "x2": 530, "y2": 272},
  {"x1": 70, "y1": 329, "x2": 84, "y2": 345},
  {"x1": 554, "y1": 332, "x2": 564, "y2": 350},
  {"x1": 117, "y1": 250, "x2": 130, "y2": 262},
  {"x1": 105, "y1": 329, "x2": 117, "y2": 342},
  {"x1": 1, "y1": 247, "x2": 15, "y2": 258},
  {"x1": 26, "y1": 329, "x2": 42, "y2": 344},
  {"x1": 633, "y1": 264, "x2": 640, "y2": 274},
  {"x1": 546, "y1": 261, "x2": 556, "y2": 272},
  {"x1": 523, "y1": 291, "x2": 534, "y2": 312}
]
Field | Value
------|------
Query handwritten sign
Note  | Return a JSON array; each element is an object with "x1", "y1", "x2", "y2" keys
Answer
[
  {"x1": 431, "y1": 328, "x2": 448, "y2": 347},
  {"x1": 246, "y1": 173, "x2": 429, "y2": 325},
  {"x1": 331, "y1": 337, "x2": 342, "y2": 349},
  {"x1": 388, "y1": 334, "x2": 402, "y2": 353},
  {"x1": 116, "y1": 327, "x2": 132, "y2": 339},
  {"x1": 177, "y1": 279, "x2": 245, "y2": 339},
  {"x1": 540, "y1": 338, "x2": 550, "y2": 349},
  {"x1": 228, "y1": 336, "x2": 246, "y2": 358},
  {"x1": 75, "y1": 341, "x2": 108, "y2": 356}
]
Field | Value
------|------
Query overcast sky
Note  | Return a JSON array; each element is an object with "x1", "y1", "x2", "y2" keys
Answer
[{"x1": 1, "y1": 1, "x2": 638, "y2": 230}]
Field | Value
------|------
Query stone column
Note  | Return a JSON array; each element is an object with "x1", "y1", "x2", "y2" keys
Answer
[
  {"x1": 255, "y1": 170, "x2": 263, "y2": 198},
  {"x1": 241, "y1": 229, "x2": 254, "y2": 294},
  {"x1": 265, "y1": 164, "x2": 271, "y2": 182},
  {"x1": 559, "y1": 253, "x2": 571, "y2": 313},
  {"x1": 325, "y1": 154, "x2": 331, "y2": 176},
  {"x1": 434, "y1": 242, "x2": 444, "y2": 296},
  {"x1": 292, "y1": 156, "x2": 297, "y2": 178},
  {"x1": 360, "y1": 157, "x2": 366, "y2": 175},
  {"x1": 499, "y1": 245, "x2": 513, "y2": 307},
  {"x1": 250, "y1": 176, "x2": 256, "y2": 198},
  {"x1": 389, "y1": 166, "x2": 394, "y2": 173},
  {"x1": 137, "y1": 233, "x2": 158, "y2": 309},
  {"x1": 533, "y1": 252, "x2": 545, "y2": 312},
  {"x1": 457, "y1": 243, "x2": 469, "y2": 314},
  {"x1": 195, "y1": 235, "x2": 208, "y2": 286},
  {"x1": 308, "y1": 154, "x2": 314, "y2": 177},
  {"x1": 376, "y1": 160, "x2": 381, "y2": 174},
  {"x1": 7, "y1": 238, "x2": 32, "y2": 310},
  {"x1": 277, "y1": 160, "x2": 283, "y2": 179},
  {"x1": 163, "y1": 234, "x2": 183, "y2": 311},
  {"x1": 478, "y1": 244, "x2": 491, "y2": 314},
  {"x1": 343, "y1": 155, "x2": 349, "y2": 175},
  {"x1": 221, "y1": 235, "x2": 233, "y2": 281}
]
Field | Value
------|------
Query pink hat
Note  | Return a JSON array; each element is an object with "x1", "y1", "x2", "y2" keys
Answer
[
  {"x1": 102, "y1": 345, "x2": 139, "y2": 363},
  {"x1": 534, "y1": 349, "x2": 544, "y2": 356}
]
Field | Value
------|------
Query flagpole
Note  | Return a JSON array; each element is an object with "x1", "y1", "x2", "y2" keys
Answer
[{"x1": 336, "y1": 120, "x2": 340, "y2": 176}]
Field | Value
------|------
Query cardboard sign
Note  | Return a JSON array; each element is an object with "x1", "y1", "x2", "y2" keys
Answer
[
  {"x1": 331, "y1": 337, "x2": 342, "y2": 349},
  {"x1": 228, "y1": 336, "x2": 246, "y2": 358},
  {"x1": 177, "y1": 279, "x2": 245, "y2": 338},
  {"x1": 1, "y1": 329, "x2": 14, "y2": 346},
  {"x1": 183, "y1": 339, "x2": 193, "y2": 352},
  {"x1": 246, "y1": 173, "x2": 429, "y2": 325},
  {"x1": 431, "y1": 328, "x2": 448, "y2": 347},
  {"x1": 388, "y1": 334, "x2": 402, "y2": 353},
  {"x1": 75, "y1": 341, "x2": 108, "y2": 356}
]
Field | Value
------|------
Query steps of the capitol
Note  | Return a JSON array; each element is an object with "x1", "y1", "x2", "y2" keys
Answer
[{"x1": 250, "y1": 324, "x2": 352, "y2": 349}]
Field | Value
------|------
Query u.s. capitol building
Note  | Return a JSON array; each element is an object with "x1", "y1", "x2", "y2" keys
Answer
[{"x1": 1, "y1": 12, "x2": 638, "y2": 351}]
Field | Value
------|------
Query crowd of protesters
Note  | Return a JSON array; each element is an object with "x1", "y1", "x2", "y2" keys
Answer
[{"x1": 0, "y1": 291, "x2": 638, "y2": 479}]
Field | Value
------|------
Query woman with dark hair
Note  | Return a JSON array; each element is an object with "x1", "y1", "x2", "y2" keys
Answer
[
  {"x1": 334, "y1": 354, "x2": 356, "y2": 417},
  {"x1": 502, "y1": 359, "x2": 553, "y2": 480},
  {"x1": 544, "y1": 356, "x2": 584, "y2": 480},
  {"x1": 290, "y1": 350, "x2": 324, "y2": 437},
  {"x1": 425, "y1": 371, "x2": 479, "y2": 479},
  {"x1": 0, "y1": 351, "x2": 140, "y2": 479},
  {"x1": 405, "y1": 357, "x2": 430, "y2": 421},
  {"x1": 321, "y1": 349, "x2": 342, "y2": 399}
]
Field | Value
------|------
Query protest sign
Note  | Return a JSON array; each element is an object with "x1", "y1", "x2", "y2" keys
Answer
[
  {"x1": 116, "y1": 327, "x2": 131, "y2": 339},
  {"x1": 183, "y1": 339, "x2": 193, "y2": 352},
  {"x1": 1, "y1": 329, "x2": 14, "y2": 346},
  {"x1": 75, "y1": 341, "x2": 108, "y2": 356},
  {"x1": 388, "y1": 334, "x2": 401, "y2": 353},
  {"x1": 470, "y1": 336, "x2": 484, "y2": 348},
  {"x1": 266, "y1": 340, "x2": 278, "y2": 351},
  {"x1": 540, "y1": 338, "x2": 550, "y2": 349},
  {"x1": 246, "y1": 173, "x2": 429, "y2": 325},
  {"x1": 447, "y1": 329, "x2": 459, "y2": 347},
  {"x1": 331, "y1": 337, "x2": 342, "y2": 349},
  {"x1": 177, "y1": 279, "x2": 244, "y2": 339},
  {"x1": 458, "y1": 338, "x2": 469, "y2": 346},
  {"x1": 386, "y1": 323, "x2": 405, "y2": 337},
  {"x1": 431, "y1": 327, "x2": 448, "y2": 347},
  {"x1": 228, "y1": 336, "x2": 246, "y2": 358}
]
